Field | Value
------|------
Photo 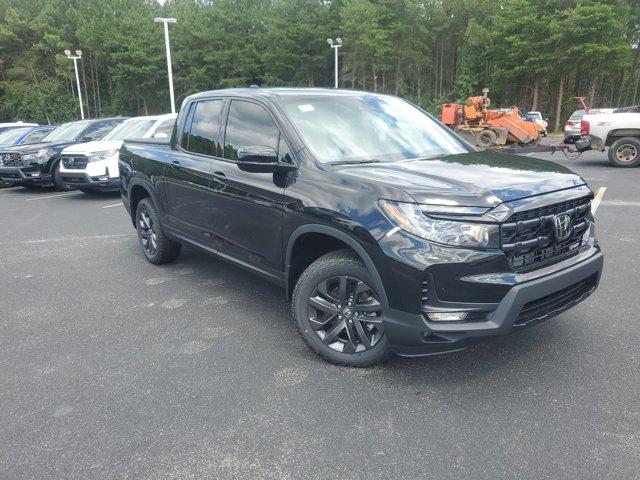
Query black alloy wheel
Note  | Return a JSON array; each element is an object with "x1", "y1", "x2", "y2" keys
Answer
[
  {"x1": 138, "y1": 207, "x2": 158, "y2": 256},
  {"x1": 292, "y1": 250, "x2": 391, "y2": 366},
  {"x1": 135, "y1": 197, "x2": 181, "y2": 264},
  {"x1": 307, "y1": 276, "x2": 384, "y2": 353}
]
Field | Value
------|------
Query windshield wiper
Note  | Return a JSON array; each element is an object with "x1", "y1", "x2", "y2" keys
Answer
[{"x1": 330, "y1": 159, "x2": 381, "y2": 165}]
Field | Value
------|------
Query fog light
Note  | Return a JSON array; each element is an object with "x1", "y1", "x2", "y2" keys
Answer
[
  {"x1": 98, "y1": 176, "x2": 109, "y2": 181},
  {"x1": 426, "y1": 312, "x2": 468, "y2": 322}
]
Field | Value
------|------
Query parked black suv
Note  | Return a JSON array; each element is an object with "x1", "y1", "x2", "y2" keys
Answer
[
  {"x1": 0, "y1": 117, "x2": 125, "y2": 189},
  {"x1": 119, "y1": 88, "x2": 603, "y2": 366}
]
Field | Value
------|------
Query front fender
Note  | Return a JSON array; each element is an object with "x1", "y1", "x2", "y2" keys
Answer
[{"x1": 284, "y1": 224, "x2": 389, "y2": 309}]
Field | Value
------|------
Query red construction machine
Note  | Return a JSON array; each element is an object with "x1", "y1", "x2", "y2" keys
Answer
[{"x1": 441, "y1": 88, "x2": 545, "y2": 148}]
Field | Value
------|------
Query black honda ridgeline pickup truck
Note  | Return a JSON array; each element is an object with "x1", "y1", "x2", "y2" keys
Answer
[{"x1": 119, "y1": 88, "x2": 603, "y2": 366}]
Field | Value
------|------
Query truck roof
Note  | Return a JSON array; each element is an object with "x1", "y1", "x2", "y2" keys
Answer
[{"x1": 187, "y1": 87, "x2": 387, "y2": 103}]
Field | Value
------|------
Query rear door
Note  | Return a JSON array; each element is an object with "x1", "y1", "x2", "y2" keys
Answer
[
  {"x1": 204, "y1": 99, "x2": 291, "y2": 276},
  {"x1": 164, "y1": 99, "x2": 225, "y2": 241}
]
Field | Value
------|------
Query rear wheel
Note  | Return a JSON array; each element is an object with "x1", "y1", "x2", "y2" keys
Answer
[
  {"x1": 135, "y1": 197, "x2": 181, "y2": 264},
  {"x1": 292, "y1": 250, "x2": 390, "y2": 367},
  {"x1": 608, "y1": 137, "x2": 640, "y2": 167}
]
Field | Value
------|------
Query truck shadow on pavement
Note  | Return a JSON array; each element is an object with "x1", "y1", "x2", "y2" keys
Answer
[{"x1": 169, "y1": 245, "x2": 583, "y2": 389}]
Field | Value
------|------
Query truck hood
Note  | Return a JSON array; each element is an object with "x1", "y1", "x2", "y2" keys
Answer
[
  {"x1": 338, "y1": 151, "x2": 586, "y2": 207},
  {"x1": 62, "y1": 140, "x2": 124, "y2": 155},
  {"x1": 3, "y1": 141, "x2": 57, "y2": 154}
]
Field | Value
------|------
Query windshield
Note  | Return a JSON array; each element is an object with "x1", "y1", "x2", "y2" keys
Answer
[
  {"x1": 103, "y1": 118, "x2": 156, "y2": 140},
  {"x1": 281, "y1": 94, "x2": 468, "y2": 163},
  {"x1": 41, "y1": 121, "x2": 91, "y2": 142},
  {"x1": 0, "y1": 128, "x2": 29, "y2": 145}
]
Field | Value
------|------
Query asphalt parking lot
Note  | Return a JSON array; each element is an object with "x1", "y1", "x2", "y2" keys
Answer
[{"x1": 1, "y1": 149, "x2": 638, "y2": 479}]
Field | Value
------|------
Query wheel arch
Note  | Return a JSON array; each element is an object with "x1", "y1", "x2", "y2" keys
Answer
[
  {"x1": 605, "y1": 130, "x2": 640, "y2": 146},
  {"x1": 128, "y1": 179, "x2": 160, "y2": 227},
  {"x1": 285, "y1": 225, "x2": 388, "y2": 308}
]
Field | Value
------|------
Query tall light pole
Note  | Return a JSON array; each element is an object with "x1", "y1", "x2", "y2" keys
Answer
[
  {"x1": 155, "y1": 17, "x2": 177, "y2": 113},
  {"x1": 64, "y1": 49, "x2": 84, "y2": 119},
  {"x1": 327, "y1": 38, "x2": 342, "y2": 89}
]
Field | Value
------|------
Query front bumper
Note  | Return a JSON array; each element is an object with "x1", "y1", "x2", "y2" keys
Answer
[
  {"x1": 0, "y1": 166, "x2": 50, "y2": 185},
  {"x1": 383, "y1": 248, "x2": 603, "y2": 356},
  {"x1": 60, "y1": 171, "x2": 120, "y2": 192}
]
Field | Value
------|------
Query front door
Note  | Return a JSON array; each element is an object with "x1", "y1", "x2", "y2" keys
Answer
[{"x1": 205, "y1": 99, "x2": 291, "y2": 276}]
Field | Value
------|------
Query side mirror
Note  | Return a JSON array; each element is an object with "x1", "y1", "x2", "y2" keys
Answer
[{"x1": 236, "y1": 146, "x2": 296, "y2": 173}]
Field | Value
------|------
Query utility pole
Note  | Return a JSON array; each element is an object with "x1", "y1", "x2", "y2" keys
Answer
[
  {"x1": 64, "y1": 50, "x2": 84, "y2": 119},
  {"x1": 155, "y1": 17, "x2": 177, "y2": 113},
  {"x1": 327, "y1": 38, "x2": 343, "y2": 88}
]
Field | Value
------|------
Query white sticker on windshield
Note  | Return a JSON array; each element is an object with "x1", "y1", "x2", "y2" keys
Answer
[{"x1": 298, "y1": 104, "x2": 315, "y2": 112}]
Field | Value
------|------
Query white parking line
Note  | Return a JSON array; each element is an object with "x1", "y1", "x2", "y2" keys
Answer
[
  {"x1": 102, "y1": 202, "x2": 123, "y2": 209},
  {"x1": 12, "y1": 233, "x2": 137, "y2": 245},
  {"x1": 600, "y1": 200, "x2": 640, "y2": 207},
  {"x1": 591, "y1": 187, "x2": 606, "y2": 215},
  {"x1": 25, "y1": 192, "x2": 80, "y2": 201}
]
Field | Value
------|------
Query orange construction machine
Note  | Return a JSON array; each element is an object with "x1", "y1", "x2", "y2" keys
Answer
[{"x1": 441, "y1": 89, "x2": 544, "y2": 148}]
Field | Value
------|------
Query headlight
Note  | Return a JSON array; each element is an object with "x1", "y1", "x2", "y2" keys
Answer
[
  {"x1": 87, "y1": 149, "x2": 119, "y2": 163},
  {"x1": 37, "y1": 147, "x2": 53, "y2": 160},
  {"x1": 22, "y1": 153, "x2": 40, "y2": 162},
  {"x1": 379, "y1": 199, "x2": 500, "y2": 248}
]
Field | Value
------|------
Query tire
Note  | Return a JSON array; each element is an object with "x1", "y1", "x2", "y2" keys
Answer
[
  {"x1": 608, "y1": 137, "x2": 640, "y2": 167},
  {"x1": 292, "y1": 249, "x2": 391, "y2": 367},
  {"x1": 51, "y1": 161, "x2": 69, "y2": 190},
  {"x1": 135, "y1": 197, "x2": 181, "y2": 264},
  {"x1": 476, "y1": 129, "x2": 497, "y2": 148}
]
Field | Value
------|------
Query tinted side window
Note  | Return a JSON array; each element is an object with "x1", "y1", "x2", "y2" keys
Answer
[
  {"x1": 185, "y1": 100, "x2": 223, "y2": 156},
  {"x1": 22, "y1": 130, "x2": 50, "y2": 144},
  {"x1": 81, "y1": 120, "x2": 120, "y2": 141},
  {"x1": 224, "y1": 100, "x2": 279, "y2": 161},
  {"x1": 278, "y1": 134, "x2": 293, "y2": 163}
]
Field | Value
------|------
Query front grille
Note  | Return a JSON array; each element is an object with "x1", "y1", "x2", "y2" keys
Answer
[
  {"x1": 515, "y1": 274, "x2": 597, "y2": 326},
  {"x1": 61, "y1": 155, "x2": 89, "y2": 170},
  {"x1": 0, "y1": 153, "x2": 24, "y2": 167},
  {"x1": 501, "y1": 196, "x2": 591, "y2": 272}
]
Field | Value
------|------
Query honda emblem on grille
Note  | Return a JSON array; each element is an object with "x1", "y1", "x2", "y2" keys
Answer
[{"x1": 554, "y1": 213, "x2": 572, "y2": 241}]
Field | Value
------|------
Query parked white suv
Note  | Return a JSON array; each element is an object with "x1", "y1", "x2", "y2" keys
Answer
[
  {"x1": 59, "y1": 114, "x2": 176, "y2": 192},
  {"x1": 578, "y1": 107, "x2": 640, "y2": 167}
]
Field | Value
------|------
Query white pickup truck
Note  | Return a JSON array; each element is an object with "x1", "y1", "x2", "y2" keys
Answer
[{"x1": 578, "y1": 106, "x2": 640, "y2": 167}]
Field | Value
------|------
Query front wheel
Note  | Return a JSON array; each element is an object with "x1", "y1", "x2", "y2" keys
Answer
[
  {"x1": 608, "y1": 137, "x2": 640, "y2": 167},
  {"x1": 135, "y1": 197, "x2": 181, "y2": 264},
  {"x1": 292, "y1": 250, "x2": 390, "y2": 367},
  {"x1": 51, "y1": 161, "x2": 69, "y2": 190}
]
